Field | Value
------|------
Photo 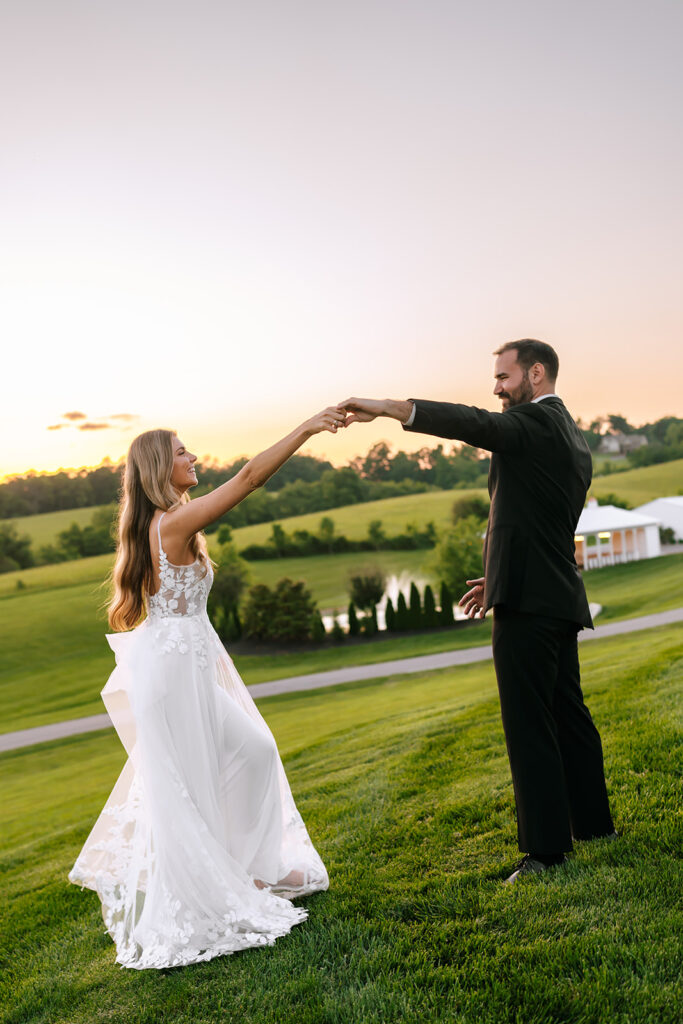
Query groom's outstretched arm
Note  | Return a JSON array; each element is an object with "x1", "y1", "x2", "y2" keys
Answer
[
  {"x1": 339, "y1": 397, "x2": 531, "y2": 452},
  {"x1": 339, "y1": 397, "x2": 415, "y2": 425}
]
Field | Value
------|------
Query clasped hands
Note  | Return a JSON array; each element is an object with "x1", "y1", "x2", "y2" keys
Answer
[
  {"x1": 311, "y1": 399, "x2": 409, "y2": 436},
  {"x1": 307, "y1": 398, "x2": 395, "y2": 436}
]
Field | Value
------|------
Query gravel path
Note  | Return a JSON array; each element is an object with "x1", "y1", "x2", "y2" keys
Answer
[{"x1": 3, "y1": 607, "x2": 682, "y2": 754}]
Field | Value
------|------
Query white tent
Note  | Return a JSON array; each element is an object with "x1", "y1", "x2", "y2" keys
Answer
[
  {"x1": 575, "y1": 501, "x2": 661, "y2": 570},
  {"x1": 634, "y1": 496, "x2": 683, "y2": 541}
]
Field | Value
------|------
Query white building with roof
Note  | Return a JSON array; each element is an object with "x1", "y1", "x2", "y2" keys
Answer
[
  {"x1": 574, "y1": 500, "x2": 661, "y2": 570},
  {"x1": 634, "y1": 496, "x2": 683, "y2": 542}
]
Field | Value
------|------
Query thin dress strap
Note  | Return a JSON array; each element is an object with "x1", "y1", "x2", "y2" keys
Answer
[{"x1": 157, "y1": 511, "x2": 167, "y2": 561}]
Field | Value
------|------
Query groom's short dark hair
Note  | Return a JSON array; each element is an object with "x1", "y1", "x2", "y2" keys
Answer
[{"x1": 494, "y1": 339, "x2": 559, "y2": 383}]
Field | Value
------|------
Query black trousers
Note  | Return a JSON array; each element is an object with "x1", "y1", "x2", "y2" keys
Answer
[{"x1": 492, "y1": 606, "x2": 614, "y2": 854}]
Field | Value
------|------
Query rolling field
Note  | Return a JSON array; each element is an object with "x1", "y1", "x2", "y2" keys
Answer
[
  {"x1": 1, "y1": 552, "x2": 682, "y2": 737},
  {"x1": 590, "y1": 457, "x2": 683, "y2": 505},
  {"x1": 1, "y1": 624, "x2": 681, "y2": 1023}
]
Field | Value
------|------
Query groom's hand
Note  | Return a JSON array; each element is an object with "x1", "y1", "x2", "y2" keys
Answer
[
  {"x1": 338, "y1": 398, "x2": 384, "y2": 426},
  {"x1": 459, "y1": 578, "x2": 486, "y2": 619},
  {"x1": 338, "y1": 398, "x2": 414, "y2": 426}
]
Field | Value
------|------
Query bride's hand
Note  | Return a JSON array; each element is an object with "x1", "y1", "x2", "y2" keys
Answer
[{"x1": 304, "y1": 407, "x2": 347, "y2": 436}]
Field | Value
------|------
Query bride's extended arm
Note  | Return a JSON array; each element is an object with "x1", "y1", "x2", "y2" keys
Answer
[{"x1": 165, "y1": 407, "x2": 345, "y2": 541}]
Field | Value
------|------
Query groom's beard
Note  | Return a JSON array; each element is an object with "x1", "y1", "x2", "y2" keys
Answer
[{"x1": 499, "y1": 371, "x2": 534, "y2": 409}]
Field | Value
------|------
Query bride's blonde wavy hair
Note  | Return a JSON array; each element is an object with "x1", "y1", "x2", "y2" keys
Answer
[{"x1": 108, "y1": 429, "x2": 210, "y2": 631}]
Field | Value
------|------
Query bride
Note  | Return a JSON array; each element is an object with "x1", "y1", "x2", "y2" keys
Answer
[{"x1": 69, "y1": 408, "x2": 345, "y2": 969}]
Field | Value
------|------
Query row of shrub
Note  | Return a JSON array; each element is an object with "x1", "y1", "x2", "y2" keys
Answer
[
  {"x1": 342, "y1": 581, "x2": 458, "y2": 639},
  {"x1": 234, "y1": 518, "x2": 438, "y2": 561}
]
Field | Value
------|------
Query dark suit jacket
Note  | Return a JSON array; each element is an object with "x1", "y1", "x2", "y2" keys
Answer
[{"x1": 404, "y1": 397, "x2": 593, "y2": 628}]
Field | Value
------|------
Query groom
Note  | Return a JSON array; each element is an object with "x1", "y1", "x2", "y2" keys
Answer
[{"x1": 340, "y1": 339, "x2": 615, "y2": 882}]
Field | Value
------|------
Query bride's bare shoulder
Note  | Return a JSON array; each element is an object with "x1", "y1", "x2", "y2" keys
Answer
[{"x1": 155, "y1": 508, "x2": 196, "y2": 564}]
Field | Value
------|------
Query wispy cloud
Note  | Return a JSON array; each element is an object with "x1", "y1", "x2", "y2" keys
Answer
[{"x1": 46, "y1": 411, "x2": 140, "y2": 432}]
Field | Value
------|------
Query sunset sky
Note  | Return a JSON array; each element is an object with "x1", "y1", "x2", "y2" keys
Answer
[{"x1": 2, "y1": 0, "x2": 682, "y2": 480}]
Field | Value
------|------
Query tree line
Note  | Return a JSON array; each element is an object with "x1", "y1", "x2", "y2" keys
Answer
[
  {"x1": 0, "y1": 442, "x2": 490, "y2": 521},
  {"x1": 2, "y1": 411, "x2": 681, "y2": 529}
]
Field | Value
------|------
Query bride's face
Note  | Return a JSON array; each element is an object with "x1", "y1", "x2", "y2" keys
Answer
[{"x1": 170, "y1": 437, "x2": 198, "y2": 493}]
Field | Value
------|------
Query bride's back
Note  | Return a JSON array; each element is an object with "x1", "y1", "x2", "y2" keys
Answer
[{"x1": 147, "y1": 511, "x2": 212, "y2": 619}]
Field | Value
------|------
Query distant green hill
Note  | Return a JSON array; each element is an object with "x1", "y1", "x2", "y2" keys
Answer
[{"x1": 5, "y1": 505, "x2": 110, "y2": 548}]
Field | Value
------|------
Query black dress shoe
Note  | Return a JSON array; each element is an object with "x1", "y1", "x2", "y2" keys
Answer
[{"x1": 503, "y1": 854, "x2": 567, "y2": 885}]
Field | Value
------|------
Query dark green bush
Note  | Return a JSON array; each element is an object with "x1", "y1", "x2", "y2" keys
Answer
[{"x1": 242, "y1": 578, "x2": 319, "y2": 644}]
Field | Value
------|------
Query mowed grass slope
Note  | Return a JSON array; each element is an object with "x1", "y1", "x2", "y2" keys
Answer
[
  {"x1": 590, "y1": 457, "x2": 683, "y2": 505},
  {"x1": 1, "y1": 625, "x2": 681, "y2": 1024},
  {"x1": 1, "y1": 553, "x2": 682, "y2": 736}
]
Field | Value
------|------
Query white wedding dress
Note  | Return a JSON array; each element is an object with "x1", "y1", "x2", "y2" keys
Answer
[{"x1": 69, "y1": 513, "x2": 328, "y2": 970}]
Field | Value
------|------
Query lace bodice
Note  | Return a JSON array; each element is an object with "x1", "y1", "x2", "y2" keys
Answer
[{"x1": 147, "y1": 512, "x2": 213, "y2": 619}]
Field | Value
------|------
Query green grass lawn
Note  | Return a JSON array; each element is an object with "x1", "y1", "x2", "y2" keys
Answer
[
  {"x1": 591, "y1": 457, "x2": 683, "y2": 505},
  {"x1": 0, "y1": 552, "x2": 111, "y2": 598},
  {"x1": 1, "y1": 553, "x2": 682, "y2": 736},
  {"x1": 1, "y1": 625, "x2": 681, "y2": 1023},
  {"x1": 584, "y1": 552, "x2": 683, "y2": 622}
]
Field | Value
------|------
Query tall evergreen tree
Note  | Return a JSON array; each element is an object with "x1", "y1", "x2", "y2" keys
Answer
[
  {"x1": 409, "y1": 581, "x2": 422, "y2": 628},
  {"x1": 439, "y1": 582, "x2": 455, "y2": 625},
  {"x1": 311, "y1": 612, "x2": 327, "y2": 642},
  {"x1": 362, "y1": 606, "x2": 378, "y2": 636},
  {"x1": 347, "y1": 601, "x2": 360, "y2": 636},
  {"x1": 384, "y1": 597, "x2": 396, "y2": 632},
  {"x1": 423, "y1": 584, "x2": 437, "y2": 628},
  {"x1": 396, "y1": 591, "x2": 410, "y2": 631}
]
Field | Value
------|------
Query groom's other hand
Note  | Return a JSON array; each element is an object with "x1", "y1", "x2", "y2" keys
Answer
[
  {"x1": 338, "y1": 397, "x2": 414, "y2": 426},
  {"x1": 459, "y1": 577, "x2": 486, "y2": 619}
]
